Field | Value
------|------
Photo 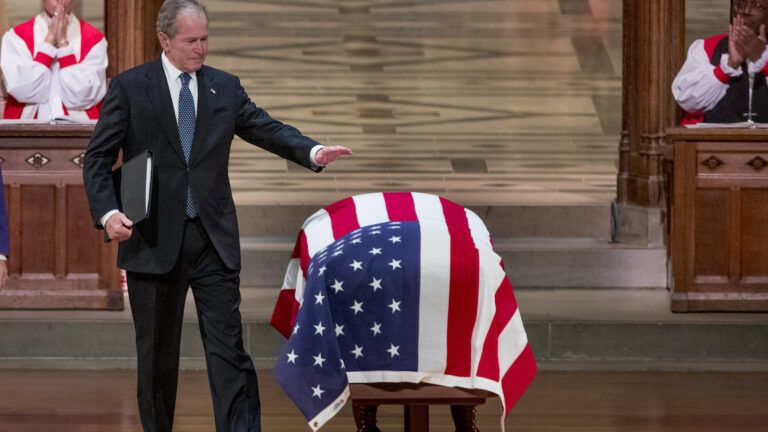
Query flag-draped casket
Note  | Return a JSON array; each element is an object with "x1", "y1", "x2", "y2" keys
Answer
[{"x1": 271, "y1": 192, "x2": 536, "y2": 430}]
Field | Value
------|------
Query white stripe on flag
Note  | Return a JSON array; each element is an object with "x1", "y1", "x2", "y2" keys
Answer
[
  {"x1": 413, "y1": 193, "x2": 451, "y2": 373},
  {"x1": 352, "y1": 193, "x2": 389, "y2": 227},
  {"x1": 498, "y1": 309, "x2": 528, "y2": 374},
  {"x1": 294, "y1": 267, "x2": 306, "y2": 305},
  {"x1": 412, "y1": 192, "x2": 448, "y2": 223},
  {"x1": 282, "y1": 258, "x2": 301, "y2": 290},
  {"x1": 303, "y1": 209, "x2": 335, "y2": 256},
  {"x1": 465, "y1": 208, "x2": 494, "y2": 252},
  {"x1": 471, "y1": 249, "x2": 506, "y2": 375}
]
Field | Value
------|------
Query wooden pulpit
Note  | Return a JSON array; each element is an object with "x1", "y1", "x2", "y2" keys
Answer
[
  {"x1": 666, "y1": 127, "x2": 768, "y2": 312},
  {"x1": 0, "y1": 124, "x2": 122, "y2": 309}
]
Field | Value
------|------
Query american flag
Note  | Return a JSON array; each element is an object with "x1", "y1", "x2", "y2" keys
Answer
[{"x1": 272, "y1": 192, "x2": 536, "y2": 431}]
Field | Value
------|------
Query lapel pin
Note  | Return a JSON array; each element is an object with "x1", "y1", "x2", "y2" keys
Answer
[{"x1": 210, "y1": 88, "x2": 216, "y2": 94}]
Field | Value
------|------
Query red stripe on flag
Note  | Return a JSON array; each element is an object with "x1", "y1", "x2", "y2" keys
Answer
[
  {"x1": 271, "y1": 288, "x2": 299, "y2": 338},
  {"x1": 384, "y1": 192, "x2": 418, "y2": 221},
  {"x1": 441, "y1": 197, "x2": 479, "y2": 378},
  {"x1": 325, "y1": 197, "x2": 360, "y2": 239},
  {"x1": 476, "y1": 278, "x2": 519, "y2": 381},
  {"x1": 500, "y1": 344, "x2": 537, "y2": 416}
]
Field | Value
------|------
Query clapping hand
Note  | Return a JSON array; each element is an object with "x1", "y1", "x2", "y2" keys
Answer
[{"x1": 729, "y1": 15, "x2": 767, "y2": 68}]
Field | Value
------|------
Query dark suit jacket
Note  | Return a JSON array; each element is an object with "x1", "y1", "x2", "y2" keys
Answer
[
  {"x1": 83, "y1": 59, "x2": 321, "y2": 274},
  {"x1": 0, "y1": 167, "x2": 8, "y2": 256}
]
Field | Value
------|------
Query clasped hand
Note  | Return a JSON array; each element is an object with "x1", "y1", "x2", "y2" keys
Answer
[{"x1": 44, "y1": 0, "x2": 72, "y2": 48}]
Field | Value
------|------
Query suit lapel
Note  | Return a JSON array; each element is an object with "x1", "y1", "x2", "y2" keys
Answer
[
  {"x1": 144, "y1": 59, "x2": 186, "y2": 164},
  {"x1": 189, "y1": 67, "x2": 214, "y2": 164}
]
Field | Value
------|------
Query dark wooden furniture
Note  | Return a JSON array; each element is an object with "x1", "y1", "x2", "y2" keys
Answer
[
  {"x1": 0, "y1": 124, "x2": 122, "y2": 309},
  {"x1": 350, "y1": 383, "x2": 492, "y2": 432},
  {"x1": 666, "y1": 127, "x2": 768, "y2": 312}
]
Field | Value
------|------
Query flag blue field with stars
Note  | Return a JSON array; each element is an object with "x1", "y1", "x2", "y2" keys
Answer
[{"x1": 274, "y1": 221, "x2": 420, "y2": 430}]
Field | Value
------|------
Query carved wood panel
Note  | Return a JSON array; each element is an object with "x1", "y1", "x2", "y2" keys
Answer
[
  {"x1": 668, "y1": 128, "x2": 768, "y2": 311},
  {"x1": 0, "y1": 125, "x2": 121, "y2": 309}
]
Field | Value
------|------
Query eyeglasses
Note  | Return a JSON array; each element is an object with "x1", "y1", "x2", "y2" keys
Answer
[{"x1": 734, "y1": 0, "x2": 768, "y2": 12}]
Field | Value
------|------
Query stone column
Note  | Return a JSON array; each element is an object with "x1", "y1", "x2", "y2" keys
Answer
[
  {"x1": 616, "y1": 0, "x2": 686, "y2": 245},
  {"x1": 104, "y1": 0, "x2": 163, "y2": 77}
]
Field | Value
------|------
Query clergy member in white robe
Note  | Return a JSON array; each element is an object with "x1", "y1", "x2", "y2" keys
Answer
[{"x1": 0, "y1": 0, "x2": 107, "y2": 121}]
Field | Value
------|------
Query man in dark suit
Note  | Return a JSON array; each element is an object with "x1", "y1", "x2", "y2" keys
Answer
[{"x1": 82, "y1": 1, "x2": 352, "y2": 431}]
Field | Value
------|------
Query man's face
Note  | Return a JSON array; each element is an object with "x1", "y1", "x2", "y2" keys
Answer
[
  {"x1": 42, "y1": 0, "x2": 73, "y2": 17},
  {"x1": 734, "y1": 0, "x2": 768, "y2": 33},
  {"x1": 158, "y1": 11, "x2": 209, "y2": 73}
]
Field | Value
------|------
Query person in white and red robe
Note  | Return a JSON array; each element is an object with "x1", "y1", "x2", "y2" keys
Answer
[
  {"x1": 0, "y1": 0, "x2": 107, "y2": 121},
  {"x1": 672, "y1": 1, "x2": 768, "y2": 125}
]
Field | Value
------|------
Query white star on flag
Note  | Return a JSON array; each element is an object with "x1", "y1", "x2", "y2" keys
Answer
[
  {"x1": 350, "y1": 260, "x2": 363, "y2": 271},
  {"x1": 313, "y1": 352, "x2": 326, "y2": 367},
  {"x1": 292, "y1": 323, "x2": 300, "y2": 335},
  {"x1": 286, "y1": 350, "x2": 298, "y2": 364},
  {"x1": 368, "y1": 247, "x2": 382, "y2": 255},
  {"x1": 388, "y1": 298, "x2": 401, "y2": 313},
  {"x1": 350, "y1": 300, "x2": 364, "y2": 315},
  {"x1": 331, "y1": 279, "x2": 344, "y2": 294},
  {"x1": 370, "y1": 322, "x2": 382, "y2": 336},
  {"x1": 313, "y1": 321, "x2": 326, "y2": 336},
  {"x1": 388, "y1": 259, "x2": 402, "y2": 270},
  {"x1": 332, "y1": 250, "x2": 343, "y2": 256},
  {"x1": 334, "y1": 323, "x2": 345, "y2": 336},
  {"x1": 314, "y1": 292, "x2": 325, "y2": 305},
  {"x1": 318, "y1": 265, "x2": 326, "y2": 275},
  {"x1": 312, "y1": 384, "x2": 325, "y2": 399},
  {"x1": 351, "y1": 345, "x2": 364, "y2": 358},
  {"x1": 369, "y1": 277, "x2": 382, "y2": 292},
  {"x1": 388, "y1": 236, "x2": 402, "y2": 244},
  {"x1": 351, "y1": 238, "x2": 363, "y2": 244},
  {"x1": 387, "y1": 343, "x2": 400, "y2": 358}
]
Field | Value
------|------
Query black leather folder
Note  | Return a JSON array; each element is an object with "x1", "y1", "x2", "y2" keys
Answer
[{"x1": 113, "y1": 150, "x2": 153, "y2": 224}]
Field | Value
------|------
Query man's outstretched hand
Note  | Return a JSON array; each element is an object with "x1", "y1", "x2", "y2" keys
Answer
[{"x1": 316, "y1": 146, "x2": 353, "y2": 166}]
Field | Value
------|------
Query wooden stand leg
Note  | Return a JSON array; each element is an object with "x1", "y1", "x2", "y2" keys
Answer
[
  {"x1": 451, "y1": 405, "x2": 480, "y2": 432},
  {"x1": 404, "y1": 404, "x2": 429, "y2": 432},
  {"x1": 353, "y1": 402, "x2": 381, "y2": 432}
]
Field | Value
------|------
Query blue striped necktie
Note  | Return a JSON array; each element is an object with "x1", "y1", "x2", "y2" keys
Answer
[{"x1": 178, "y1": 72, "x2": 199, "y2": 218}]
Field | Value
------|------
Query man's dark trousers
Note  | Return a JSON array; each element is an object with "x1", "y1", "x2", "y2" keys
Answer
[{"x1": 127, "y1": 218, "x2": 260, "y2": 432}]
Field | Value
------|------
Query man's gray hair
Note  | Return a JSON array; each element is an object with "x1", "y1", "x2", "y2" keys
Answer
[{"x1": 156, "y1": 0, "x2": 208, "y2": 39}]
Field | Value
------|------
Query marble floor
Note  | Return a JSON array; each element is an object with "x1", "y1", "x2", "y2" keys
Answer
[{"x1": 3, "y1": 0, "x2": 731, "y2": 206}]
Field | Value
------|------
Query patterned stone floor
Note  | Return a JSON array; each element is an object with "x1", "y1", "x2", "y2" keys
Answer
[{"x1": 4, "y1": 0, "x2": 731, "y2": 206}]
